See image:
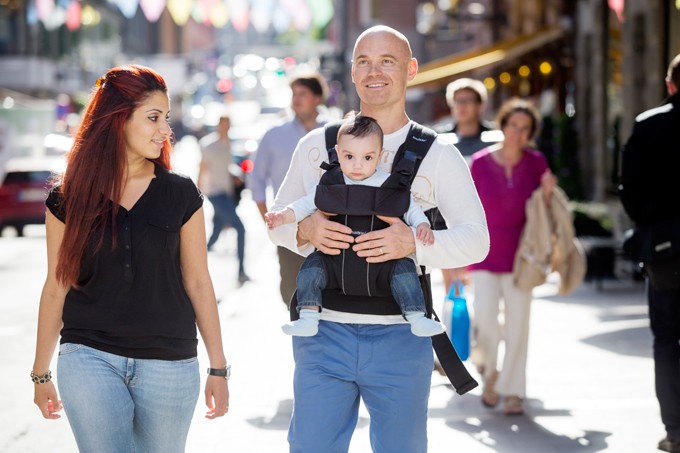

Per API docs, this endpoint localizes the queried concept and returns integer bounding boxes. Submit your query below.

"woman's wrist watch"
[207,365,231,380]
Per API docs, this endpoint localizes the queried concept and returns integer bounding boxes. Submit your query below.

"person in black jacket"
[619,53,680,453]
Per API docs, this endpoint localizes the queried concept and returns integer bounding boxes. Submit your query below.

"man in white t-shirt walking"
[269,26,489,452]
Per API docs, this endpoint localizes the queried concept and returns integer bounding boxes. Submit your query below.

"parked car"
[0,156,65,236]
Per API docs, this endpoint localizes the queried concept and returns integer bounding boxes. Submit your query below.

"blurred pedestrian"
[198,113,249,284]
[446,77,495,159]
[440,78,496,298]
[250,74,328,305]
[31,65,229,452]
[469,97,556,416]
[268,25,489,452]
[619,53,680,453]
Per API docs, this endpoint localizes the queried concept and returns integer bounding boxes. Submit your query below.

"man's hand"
[353,216,416,263]
[297,211,354,255]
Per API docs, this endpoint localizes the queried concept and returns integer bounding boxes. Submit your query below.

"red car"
[0,157,66,236]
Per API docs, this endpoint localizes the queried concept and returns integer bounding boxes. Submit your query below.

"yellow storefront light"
[483,77,496,91]
[539,61,553,75]
[499,72,512,84]
[518,65,530,77]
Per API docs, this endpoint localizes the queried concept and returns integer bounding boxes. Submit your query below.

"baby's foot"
[281,310,320,336]
[405,312,446,337]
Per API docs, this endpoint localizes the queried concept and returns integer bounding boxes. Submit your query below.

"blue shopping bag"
[446,280,470,360]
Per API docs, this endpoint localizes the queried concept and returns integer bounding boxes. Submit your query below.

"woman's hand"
[297,211,354,255]
[541,170,557,201]
[204,376,229,419]
[33,381,63,419]
[353,216,416,263]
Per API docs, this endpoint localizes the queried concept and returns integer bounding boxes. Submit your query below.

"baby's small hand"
[416,223,434,245]
[264,212,281,230]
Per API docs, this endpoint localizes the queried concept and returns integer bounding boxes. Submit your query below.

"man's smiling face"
[351,29,417,111]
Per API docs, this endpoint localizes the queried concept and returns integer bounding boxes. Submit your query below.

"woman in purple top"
[469,98,556,415]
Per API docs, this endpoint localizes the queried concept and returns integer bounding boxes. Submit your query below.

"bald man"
[269,26,489,452]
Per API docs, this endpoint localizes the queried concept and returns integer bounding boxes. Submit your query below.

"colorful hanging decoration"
[116,0,139,19]
[250,0,274,33]
[308,0,333,28]
[210,1,229,28]
[35,0,55,22]
[291,0,311,32]
[191,0,206,23]
[42,0,336,35]
[43,3,66,30]
[27,0,39,25]
[227,0,249,33]
[271,3,290,34]
[65,0,81,30]
[140,0,166,22]
[167,0,192,25]
[194,0,219,24]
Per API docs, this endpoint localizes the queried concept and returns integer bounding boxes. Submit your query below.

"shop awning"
[408,25,566,88]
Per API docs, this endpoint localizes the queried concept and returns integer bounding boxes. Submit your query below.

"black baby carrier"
[289,121,478,395]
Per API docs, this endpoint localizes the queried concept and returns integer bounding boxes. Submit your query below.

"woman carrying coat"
[469,97,556,416]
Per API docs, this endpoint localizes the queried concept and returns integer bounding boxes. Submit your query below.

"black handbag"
[623,218,680,290]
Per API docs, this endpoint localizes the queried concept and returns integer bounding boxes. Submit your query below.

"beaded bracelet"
[30,370,52,384]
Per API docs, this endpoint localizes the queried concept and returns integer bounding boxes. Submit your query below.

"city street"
[0,139,664,452]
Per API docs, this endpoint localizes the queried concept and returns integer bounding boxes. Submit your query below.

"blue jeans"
[57,344,200,453]
[207,192,246,274]
[296,251,427,314]
[289,322,432,452]
[648,282,680,439]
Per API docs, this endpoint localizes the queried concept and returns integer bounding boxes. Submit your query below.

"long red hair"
[55,64,173,286]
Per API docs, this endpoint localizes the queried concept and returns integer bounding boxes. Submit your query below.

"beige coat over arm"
[513,186,586,295]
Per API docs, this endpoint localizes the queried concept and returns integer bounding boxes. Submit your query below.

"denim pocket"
[58,343,85,355]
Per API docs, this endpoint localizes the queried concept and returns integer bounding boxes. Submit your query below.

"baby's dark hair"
[337,113,383,149]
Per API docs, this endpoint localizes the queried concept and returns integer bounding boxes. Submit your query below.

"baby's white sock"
[404,311,446,337]
[281,309,321,336]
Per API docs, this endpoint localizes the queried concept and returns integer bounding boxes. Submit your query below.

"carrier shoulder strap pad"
[391,122,437,184]
[324,120,344,155]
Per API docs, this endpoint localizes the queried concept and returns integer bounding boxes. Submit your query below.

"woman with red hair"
[31,65,229,452]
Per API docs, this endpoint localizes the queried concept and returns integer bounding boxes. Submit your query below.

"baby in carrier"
[265,114,446,337]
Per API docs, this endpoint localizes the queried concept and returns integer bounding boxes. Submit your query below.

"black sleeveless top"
[46,164,203,360]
